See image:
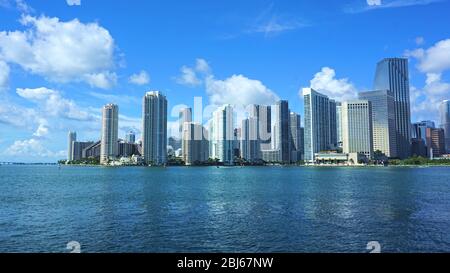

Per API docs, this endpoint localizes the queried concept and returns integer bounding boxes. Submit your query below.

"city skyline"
[1,0,450,162]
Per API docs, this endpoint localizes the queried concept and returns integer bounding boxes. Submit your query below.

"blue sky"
[0,0,449,162]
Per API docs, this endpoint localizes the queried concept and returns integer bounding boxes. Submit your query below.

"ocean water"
[0,165,450,253]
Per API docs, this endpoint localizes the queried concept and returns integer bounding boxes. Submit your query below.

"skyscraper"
[240,117,261,163]
[270,100,290,163]
[248,104,271,150]
[209,105,235,165]
[336,102,343,148]
[426,128,446,158]
[182,122,209,165]
[359,90,397,158]
[374,58,412,159]
[179,107,192,137]
[142,91,168,165]
[73,141,94,161]
[67,131,76,161]
[329,100,338,149]
[125,131,136,144]
[342,100,374,159]
[303,88,330,162]
[289,112,302,162]
[440,100,450,153]
[100,104,119,164]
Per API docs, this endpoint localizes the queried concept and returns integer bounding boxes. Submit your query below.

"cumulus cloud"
[308,67,357,101]
[4,138,65,158]
[405,38,450,121]
[205,74,279,108]
[66,0,81,6]
[0,60,9,90]
[0,15,116,89]
[16,87,94,121]
[129,70,150,85]
[176,66,202,86]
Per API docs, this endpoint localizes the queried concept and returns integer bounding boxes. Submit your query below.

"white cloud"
[0,15,116,89]
[405,38,450,121]
[0,60,9,90]
[176,66,202,87]
[250,18,308,37]
[33,118,49,137]
[4,138,65,158]
[129,70,150,85]
[205,74,279,108]
[308,67,357,101]
[66,0,81,6]
[347,0,443,13]
[407,39,450,74]
[16,87,94,121]
[195,58,211,74]
[367,0,382,6]
[415,36,425,45]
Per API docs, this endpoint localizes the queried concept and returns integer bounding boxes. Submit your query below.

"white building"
[209,105,235,165]
[100,104,119,164]
[342,100,374,159]
[142,91,168,165]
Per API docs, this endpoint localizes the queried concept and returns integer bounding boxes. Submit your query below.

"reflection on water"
[0,165,450,252]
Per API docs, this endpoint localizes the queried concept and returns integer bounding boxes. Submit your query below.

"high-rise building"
[359,90,397,158]
[373,58,412,159]
[247,104,271,150]
[182,122,209,165]
[82,141,101,159]
[169,137,182,151]
[100,104,119,164]
[270,100,290,163]
[118,141,140,157]
[142,91,168,165]
[72,141,94,161]
[179,107,192,136]
[303,88,330,162]
[289,112,302,162]
[125,131,136,144]
[240,117,261,163]
[329,100,338,149]
[411,121,435,143]
[336,102,343,148]
[426,128,446,158]
[440,100,450,153]
[209,105,235,165]
[342,100,374,159]
[67,131,77,161]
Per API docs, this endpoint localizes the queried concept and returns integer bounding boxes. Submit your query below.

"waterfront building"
[359,90,397,158]
[100,104,119,164]
[303,88,330,162]
[72,141,94,161]
[182,122,209,165]
[248,105,272,151]
[342,100,374,159]
[440,100,450,153]
[373,58,412,159]
[125,131,136,144]
[289,112,303,162]
[209,105,235,165]
[329,100,338,149]
[336,102,343,148]
[67,131,76,161]
[240,117,261,163]
[118,141,141,157]
[270,100,290,163]
[179,107,192,137]
[82,141,101,159]
[426,128,446,158]
[411,138,427,157]
[142,91,168,165]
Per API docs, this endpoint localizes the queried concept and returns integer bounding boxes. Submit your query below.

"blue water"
[1,165,450,253]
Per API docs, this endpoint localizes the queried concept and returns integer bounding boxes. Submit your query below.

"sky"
[0,0,449,162]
